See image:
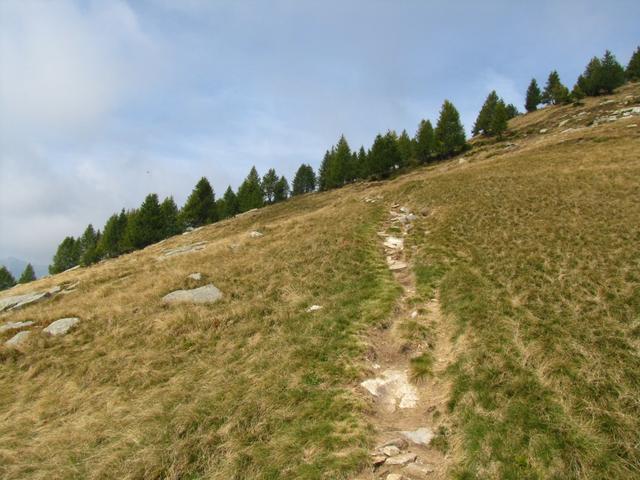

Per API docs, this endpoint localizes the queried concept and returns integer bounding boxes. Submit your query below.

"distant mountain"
[0,257,48,279]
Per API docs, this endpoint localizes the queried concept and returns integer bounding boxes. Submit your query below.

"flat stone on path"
[384,236,404,250]
[388,260,408,271]
[162,284,223,305]
[360,369,419,411]
[402,462,435,478]
[0,321,34,333]
[5,331,31,347]
[401,427,434,446]
[384,452,417,465]
[43,317,80,336]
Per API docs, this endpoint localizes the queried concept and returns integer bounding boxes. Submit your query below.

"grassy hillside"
[1,83,639,479]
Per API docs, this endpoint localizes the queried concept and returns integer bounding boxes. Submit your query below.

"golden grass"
[1,82,639,479]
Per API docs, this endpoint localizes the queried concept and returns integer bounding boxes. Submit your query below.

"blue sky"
[1,0,639,265]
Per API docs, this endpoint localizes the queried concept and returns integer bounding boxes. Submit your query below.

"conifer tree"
[274,176,290,202]
[262,168,279,204]
[237,166,264,211]
[99,210,128,258]
[18,263,36,284]
[525,78,542,112]
[598,50,626,94]
[219,186,240,218]
[120,210,138,253]
[79,224,100,266]
[356,147,368,178]
[49,236,81,274]
[160,196,182,238]
[414,120,435,164]
[0,265,16,291]
[580,58,602,96]
[541,71,569,105]
[318,150,332,191]
[570,83,586,103]
[397,129,414,168]
[128,194,165,249]
[434,100,467,157]
[292,164,317,195]
[626,46,640,81]
[367,131,401,178]
[473,91,499,136]
[505,104,519,119]
[181,177,217,227]
[491,100,508,139]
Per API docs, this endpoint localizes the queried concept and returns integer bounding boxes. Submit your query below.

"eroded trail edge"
[356,203,456,480]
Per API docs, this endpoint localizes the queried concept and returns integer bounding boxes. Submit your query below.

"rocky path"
[355,204,455,480]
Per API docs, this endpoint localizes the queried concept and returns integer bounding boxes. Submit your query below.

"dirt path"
[355,204,456,480]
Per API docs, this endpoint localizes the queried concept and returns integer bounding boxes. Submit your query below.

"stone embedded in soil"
[248,230,264,238]
[160,241,207,259]
[381,445,401,457]
[162,284,223,305]
[385,452,417,465]
[0,285,61,312]
[401,427,434,446]
[43,317,80,336]
[187,272,202,281]
[386,474,403,480]
[383,438,409,450]
[306,305,323,312]
[360,369,419,411]
[371,454,387,466]
[384,236,404,250]
[5,330,31,347]
[388,260,408,271]
[0,321,34,333]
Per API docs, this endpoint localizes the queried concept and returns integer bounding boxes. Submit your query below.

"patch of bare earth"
[354,204,458,480]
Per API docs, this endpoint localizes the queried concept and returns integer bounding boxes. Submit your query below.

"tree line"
[47,45,640,275]
[0,264,36,291]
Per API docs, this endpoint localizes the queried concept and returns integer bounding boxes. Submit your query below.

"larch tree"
[414,119,435,164]
[79,224,100,266]
[626,46,640,81]
[473,90,499,136]
[274,176,290,202]
[18,263,36,284]
[525,78,542,112]
[181,177,217,227]
[262,168,279,204]
[128,194,165,249]
[49,236,81,274]
[434,100,467,157]
[237,167,264,211]
[541,70,569,105]
[0,265,16,291]
[219,186,240,218]
[292,164,316,195]
[160,196,182,238]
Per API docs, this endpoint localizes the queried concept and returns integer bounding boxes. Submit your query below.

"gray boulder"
[162,284,223,304]
[0,321,35,333]
[43,317,80,336]
[5,331,30,347]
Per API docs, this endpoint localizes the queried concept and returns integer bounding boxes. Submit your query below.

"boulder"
[249,230,264,238]
[0,321,34,333]
[5,331,30,347]
[0,285,61,312]
[384,452,417,466]
[43,317,80,336]
[162,284,223,305]
[160,242,207,259]
[361,369,419,411]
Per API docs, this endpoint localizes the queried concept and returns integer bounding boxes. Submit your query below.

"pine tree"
[79,224,99,266]
[160,196,182,238]
[0,265,16,291]
[505,104,519,119]
[598,50,625,94]
[473,91,499,136]
[120,209,138,253]
[99,210,128,258]
[181,177,217,227]
[262,168,279,204]
[237,166,264,211]
[570,83,586,103]
[491,100,508,139]
[292,164,317,195]
[274,176,290,202]
[397,129,413,168]
[542,70,569,105]
[219,186,240,218]
[18,263,36,284]
[414,120,435,164]
[580,58,602,96]
[128,194,165,249]
[367,131,401,178]
[627,46,640,81]
[356,147,368,178]
[318,150,332,191]
[434,100,467,157]
[525,78,542,112]
[49,237,81,274]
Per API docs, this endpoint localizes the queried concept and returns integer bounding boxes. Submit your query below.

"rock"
[162,284,223,305]
[43,317,80,336]
[402,463,435,478]
[385,452,417,465]
[62,265,81,273]
[160,241,207,259]
[382,438,409,450]
[361,370,419,411]
[384,237,404,250]
[306,305,323,313]
[458,157,467,165]
[0,288,58,312]
[0,321,34,333]
[187,272,202,281]
[539,128,548,134]
[558,119,569,127]
[249,230,263,238]
[411,311,418,318]
[628,124,638,128]
[5,331,30,347]
[401,427,434,446]
[387,474,404,480]
[371,454,387,466]
[381,445,401,457]
[388,260,408,271]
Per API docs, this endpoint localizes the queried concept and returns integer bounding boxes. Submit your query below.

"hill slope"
[1,83,639,479]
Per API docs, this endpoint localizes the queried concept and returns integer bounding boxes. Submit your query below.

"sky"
[1,0,639,266]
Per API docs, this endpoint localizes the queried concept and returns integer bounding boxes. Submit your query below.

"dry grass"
[1,83,640,479]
